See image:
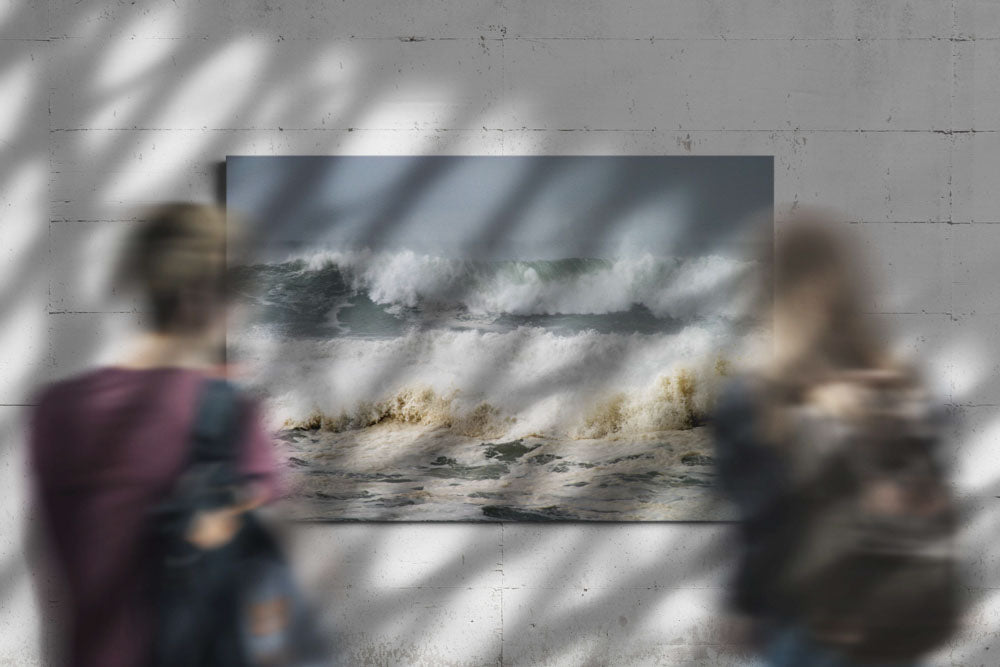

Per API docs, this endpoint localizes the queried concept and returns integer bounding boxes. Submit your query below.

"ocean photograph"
[226,156,773,521]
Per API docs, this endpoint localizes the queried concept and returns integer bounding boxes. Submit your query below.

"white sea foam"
[236,323,767,437]
[291,249,759,320]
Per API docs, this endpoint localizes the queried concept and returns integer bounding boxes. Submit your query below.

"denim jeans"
[764,625,919,667]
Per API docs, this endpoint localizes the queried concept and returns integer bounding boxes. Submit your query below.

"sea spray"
[283,385,512,439]
[237,323,754,434]
[278,356,732,441]
[576,358,729,438]
[249,249,760,322]
[235,249,767,440]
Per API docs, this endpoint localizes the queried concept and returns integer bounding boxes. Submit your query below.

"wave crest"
[277,359,731,440]
[285,249,758,320]
[283,385,512,439]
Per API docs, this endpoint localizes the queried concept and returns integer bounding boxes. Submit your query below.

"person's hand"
[186,507,241,550]
[808,380,872,418]
[185,483,267,550]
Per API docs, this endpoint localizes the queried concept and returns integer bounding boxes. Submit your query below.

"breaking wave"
[246,249,759,325]
[238,324,765,438]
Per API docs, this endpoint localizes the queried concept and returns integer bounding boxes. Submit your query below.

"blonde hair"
[769,213,894,397]
[119,203,229,334]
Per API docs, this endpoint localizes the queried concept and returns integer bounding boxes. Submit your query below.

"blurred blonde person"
[713,212,958,666]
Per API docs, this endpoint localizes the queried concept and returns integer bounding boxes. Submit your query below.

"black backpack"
[777,379,960,662]
[149,379,329,666]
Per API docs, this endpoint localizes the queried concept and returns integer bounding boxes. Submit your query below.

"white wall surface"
[2,1,999,664]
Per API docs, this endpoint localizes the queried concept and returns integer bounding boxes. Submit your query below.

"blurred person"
[29,204,284,666]
[713,212,960,666]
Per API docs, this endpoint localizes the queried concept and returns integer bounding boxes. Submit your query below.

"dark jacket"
[713,376,795,618]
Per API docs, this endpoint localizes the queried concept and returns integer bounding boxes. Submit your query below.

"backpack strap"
[189,378,241,466]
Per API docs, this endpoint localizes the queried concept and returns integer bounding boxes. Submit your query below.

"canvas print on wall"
[226,156,772,521]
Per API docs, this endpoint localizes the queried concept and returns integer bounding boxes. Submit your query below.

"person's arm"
[185,395,281,550]
[235,397,283,502]
[184,487,271,549]
[713,377,793,619]
[714,378,787,517]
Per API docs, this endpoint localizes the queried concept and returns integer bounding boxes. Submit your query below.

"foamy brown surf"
[238,325,761,439]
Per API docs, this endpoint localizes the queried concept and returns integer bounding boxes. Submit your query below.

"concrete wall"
[2,1,998,664]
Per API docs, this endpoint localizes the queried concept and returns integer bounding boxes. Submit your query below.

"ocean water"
[232,249,767,520]
[276,424,734,522]
[238,249,756,336]
[234,250,764,431]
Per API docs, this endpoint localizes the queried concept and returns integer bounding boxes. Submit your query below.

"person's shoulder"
[34,366,203,408]
[716,373,770,415]
[29,369,121,452]
[32,368,108,411]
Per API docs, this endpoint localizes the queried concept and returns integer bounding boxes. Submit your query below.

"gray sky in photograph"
[226,156,772,262]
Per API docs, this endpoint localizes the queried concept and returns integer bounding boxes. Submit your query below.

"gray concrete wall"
[1,1,998,664]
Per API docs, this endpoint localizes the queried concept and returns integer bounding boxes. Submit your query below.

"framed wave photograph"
[226,155,773,521]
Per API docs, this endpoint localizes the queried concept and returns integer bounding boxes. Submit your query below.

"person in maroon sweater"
[30,204,280,667]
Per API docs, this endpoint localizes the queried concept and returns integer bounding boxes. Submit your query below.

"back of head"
[119,203,229,335]
[770,210,892,395]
